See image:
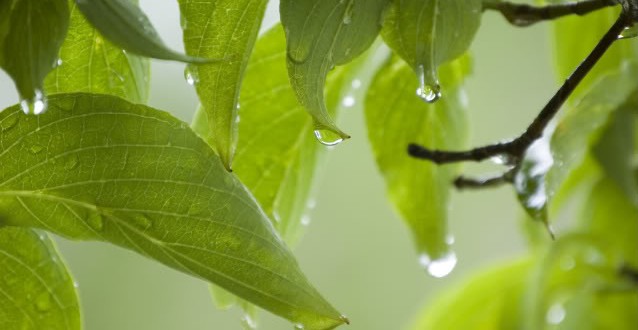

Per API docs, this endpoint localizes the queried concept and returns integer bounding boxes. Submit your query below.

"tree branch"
[483,0,618,27]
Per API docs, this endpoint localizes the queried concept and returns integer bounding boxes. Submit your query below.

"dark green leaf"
[178,0,268,170]
[0,0,69,113]
[45,1,149,103]
[381,0,481,102]
[365,55,469,276]
[75,0,209,64]
[412,258,532,329]
[280,0,390,142]
[0,227,80,330]
[0,93,345,330]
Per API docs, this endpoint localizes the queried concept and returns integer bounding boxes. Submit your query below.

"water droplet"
[35,292,52,312]
[53,58,63,68]
[1,115,18,132]
[419,251,457,278]
[490,154,515,166]
[64,154,79,170]
[351,79,361,89]
[20,90,48,115]
[132,214,152,230]
[618,24,638,39]
[545,303,566,325]
[301,215,311,226]
[29,145,43,154]
[416,65,441,103]
[87,212,104,231]
[341,95,356,108]
[184,66,199,86]
[294,324,305,330]
[313,129,343,146]
[240,313,258,330]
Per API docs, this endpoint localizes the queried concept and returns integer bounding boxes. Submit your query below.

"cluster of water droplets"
[20,89,48,115]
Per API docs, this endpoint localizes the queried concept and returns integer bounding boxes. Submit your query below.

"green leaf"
[412,258,533,330]
[0,227,80,330]
[0,0,69,112]
[0,93,345,330]
[365,55,469,276]
[380,0,481,102]
[547,63,638,212]
[178,0,268,170]
[75,0,209,64]
[280,0,390,141]
[45,1,150,103]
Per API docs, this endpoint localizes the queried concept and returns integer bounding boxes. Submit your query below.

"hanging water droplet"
[35,292,52,312]
[341,95,356,108]
[618,24,638,39]
[20,90,48,115]
[87,212,104,231]
[545,303,566,325]
[1,115,18,132]
[241,312,258,330]
[416,65,441,103]
[293,324,305,330]
[314,129,343,146]
[64,154,80,170]
[29,145,44,154]
[419,251,457,278]
[184,66,199,86]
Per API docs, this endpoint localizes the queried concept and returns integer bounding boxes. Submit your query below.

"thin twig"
[409,13,632,166]
[453,170,515,190]
[484,0,618,27]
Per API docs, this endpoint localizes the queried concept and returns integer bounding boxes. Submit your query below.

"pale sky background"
[0,1,559,329]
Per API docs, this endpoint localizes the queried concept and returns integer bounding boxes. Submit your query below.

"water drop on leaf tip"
[313,129,345,146]
[416,84,441,103]
[419,252,457,278]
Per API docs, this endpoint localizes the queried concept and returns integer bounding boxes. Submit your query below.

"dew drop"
[313,129,343,146]
[29,145,44,154]
[87,212,104,231]
[184,66,199,86]
[545,303,566,325]
[618,24,638,39]
[341,95,356,108]
[64,154,80,170]
[35,292,52,312]
[53,58,63,68]
[20,90,48,115]
[1,115,18,132]
[416,65,441,103]
[419,251,457,278]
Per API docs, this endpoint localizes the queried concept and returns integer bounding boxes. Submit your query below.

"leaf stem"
[483,0,618,27]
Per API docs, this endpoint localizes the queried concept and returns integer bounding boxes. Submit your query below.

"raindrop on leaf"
[313,129,343,146]
[419,251,457,278]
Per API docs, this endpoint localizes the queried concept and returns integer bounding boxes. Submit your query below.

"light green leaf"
[0,93,345,330]
[45,1,149,103]
[0,0,69,112]
[280,0,390,141]
[381,0,481,102]
[0,227,80,330]
[365,55,469,276]
[75,0,209,64]
[547,63,638,211]
[412,258,532,330]
[178,0,268,170]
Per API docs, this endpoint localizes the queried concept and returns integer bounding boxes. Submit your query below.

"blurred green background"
[0,1,560,329]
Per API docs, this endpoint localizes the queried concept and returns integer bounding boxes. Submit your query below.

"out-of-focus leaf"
[0,0,69,113]
[547,63,638,212]
[0,93,345,330]
[514,139,553,227]
[178,0,268,170]
[75,0,209,64]
[45,1,149,103]
[0,227,80,330]
[412,258,533,330]
[381,0,481,102]
[365,55,469,276]
[280,0,390,142]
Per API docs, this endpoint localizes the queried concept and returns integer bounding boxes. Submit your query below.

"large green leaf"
[0,93,345,330]
[178,0,268,170]
[381,0,481,102]
[280,0,390,143]
[45,1,149,103]
[75,0,209,64]
[412,258,532,330]
[0,0,69,113]
[365,55,469,277]
[0,227,80,330]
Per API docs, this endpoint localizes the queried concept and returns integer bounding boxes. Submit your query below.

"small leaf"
[0,227,80,329]
[45,0,150,103]
[0,0,69,113]
[0,93,345,330]
[513,139,553,232]
[365,55,469,277]
[178,0,268,170]
[280,0,390,141]
[412,258,533,330]
[380,0,481,102]
[75,0,209,64]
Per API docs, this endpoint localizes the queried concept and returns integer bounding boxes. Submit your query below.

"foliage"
[0,0,637,329]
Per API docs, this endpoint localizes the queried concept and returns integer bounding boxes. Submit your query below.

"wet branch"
[483,0,618,27]
[409,12,633,188]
